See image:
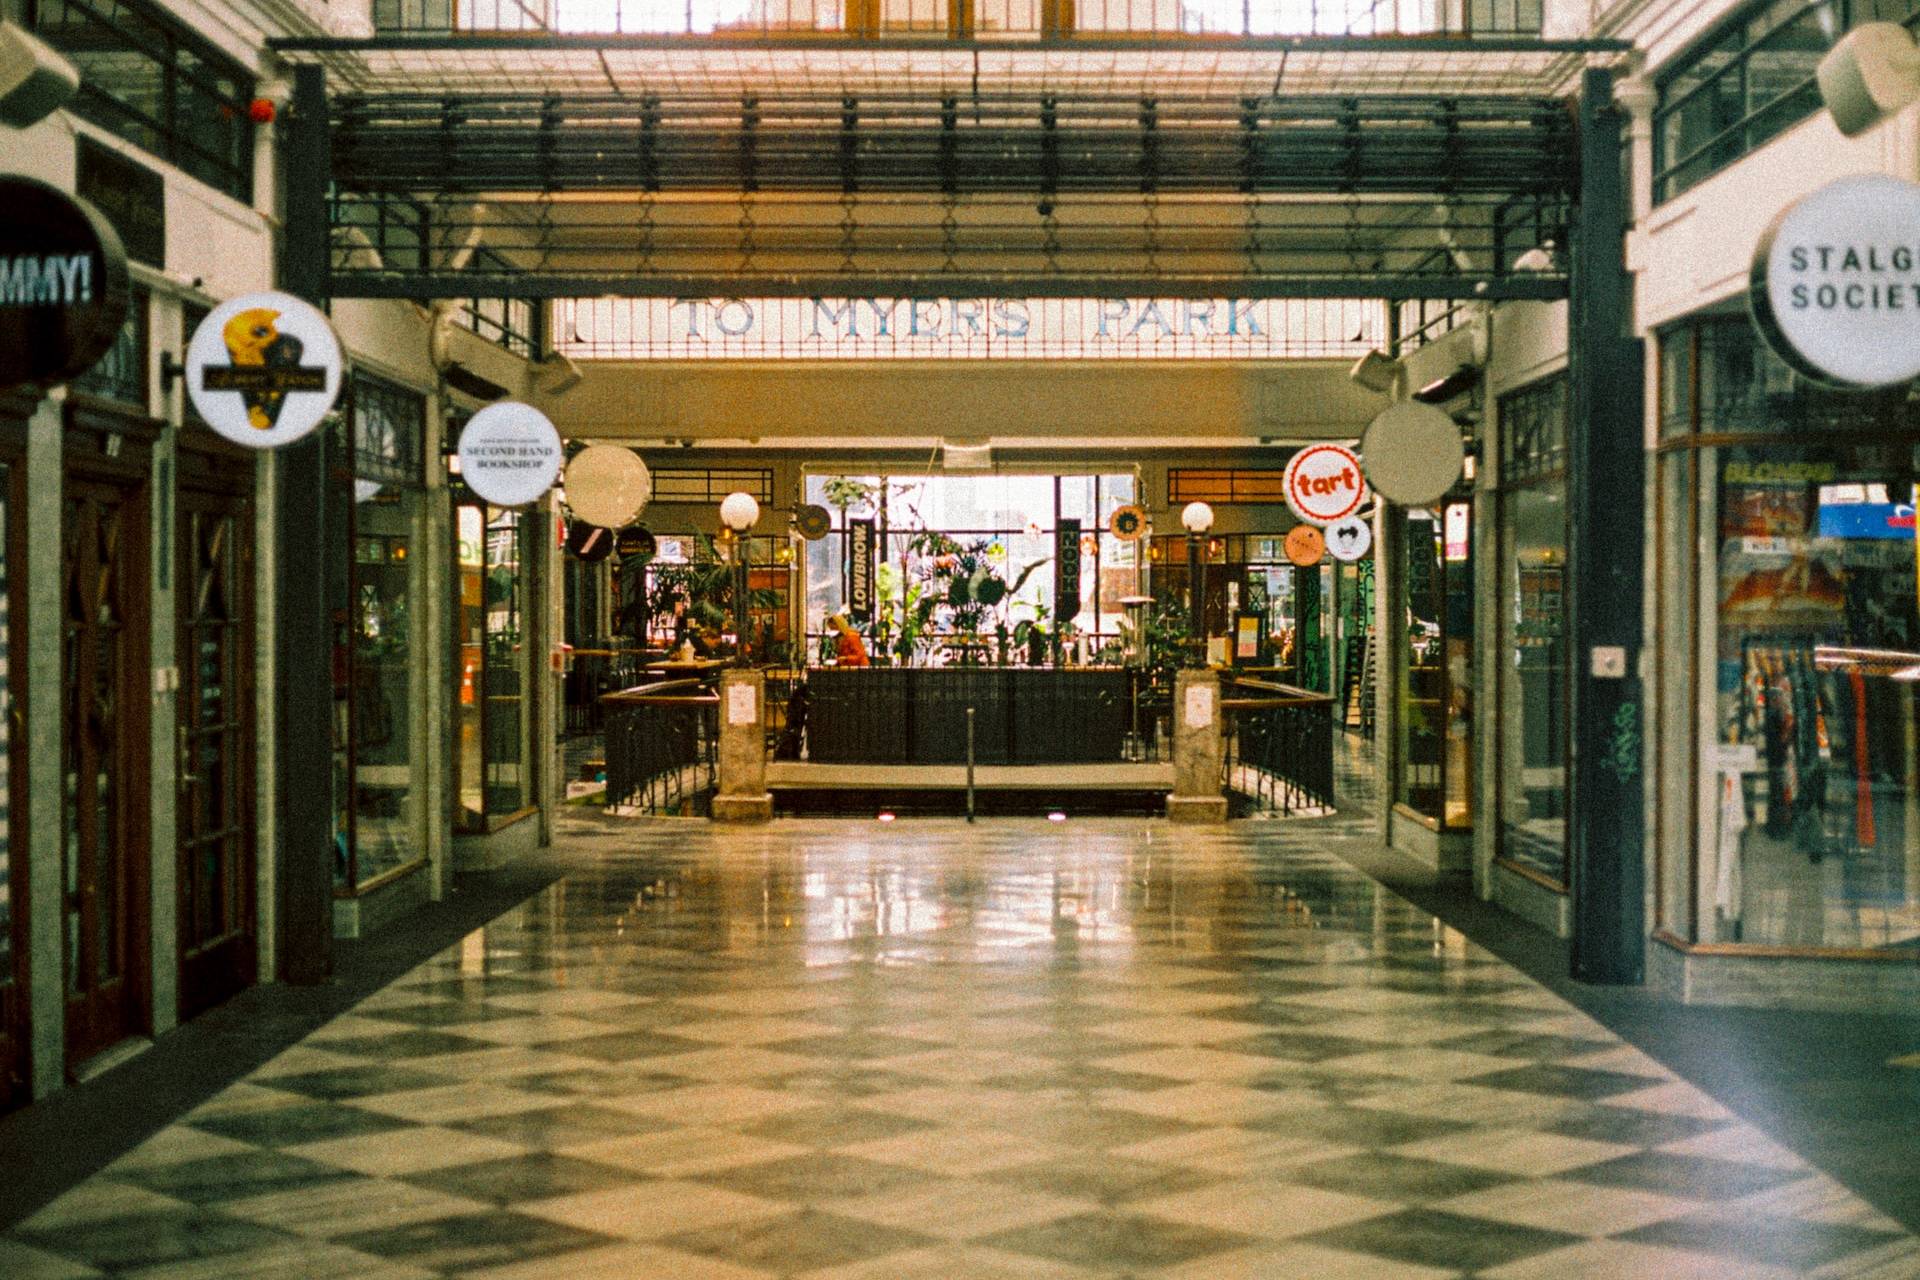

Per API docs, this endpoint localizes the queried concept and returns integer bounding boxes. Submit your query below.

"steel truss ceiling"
[284,37,1618,300]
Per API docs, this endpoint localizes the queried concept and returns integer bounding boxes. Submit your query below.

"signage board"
[76,136,165,267]
[457,402,562,507]
[1283,524,1326,567]
[566,521,613,562]
[848,518,876,618]
[1282,443,1367,527]
[563,445,652,528]
[1359,401,1463,507]
[0,177,130,392]
[1751,174,1920,388]
[1325,515,1373,562]
[1056,517,1083,619]
[185,291,344,448]
[615,526,657,560]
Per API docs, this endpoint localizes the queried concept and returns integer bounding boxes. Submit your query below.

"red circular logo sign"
[1283,444,1367,526]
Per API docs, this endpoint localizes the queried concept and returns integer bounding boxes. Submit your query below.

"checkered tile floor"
[6,810,1917,1278]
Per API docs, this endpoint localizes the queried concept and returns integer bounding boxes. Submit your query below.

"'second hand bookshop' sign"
[186,291,344,448]
[0,178,130,392]
[1751,174,1920,388]
[457,402,562,507]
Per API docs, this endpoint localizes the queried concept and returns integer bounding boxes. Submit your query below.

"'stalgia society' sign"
[457,402,562,507]
[1751,174,1920,388]
[0,177,130,391]
[186,291,344,448]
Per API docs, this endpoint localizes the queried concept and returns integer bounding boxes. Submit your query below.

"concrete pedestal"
[1168,669,1228,824]
[714,669,773,824]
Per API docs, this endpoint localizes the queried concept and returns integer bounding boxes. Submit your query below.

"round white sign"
[1283,443,1368,526]
[563,445,652,528]
[185,291,344,448]
[457,402,562,508]
[1325,515,1373,562]
[1752,174,1920,388]
[1359,401,1464,507]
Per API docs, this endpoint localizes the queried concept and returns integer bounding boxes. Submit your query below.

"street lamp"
[1181,501,1214,664]
[719,492,760,665]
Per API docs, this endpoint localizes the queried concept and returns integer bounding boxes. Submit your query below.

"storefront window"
[1660,314,1920,952]
[332,376,428,893]
[457,501,531,826]
[1497,377,1570,885]
[1397,506,1473,828]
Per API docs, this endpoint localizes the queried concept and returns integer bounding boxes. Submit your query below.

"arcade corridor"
[3,797,1917,1279]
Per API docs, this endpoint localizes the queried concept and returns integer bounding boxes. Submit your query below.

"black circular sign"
[616,526,658,560]
[795,504,832,541]
[0,179,131,392]
[566,521,614,562]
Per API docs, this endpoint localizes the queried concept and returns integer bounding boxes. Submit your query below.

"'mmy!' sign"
[0,178,131,391]
[1751,174,1920,388]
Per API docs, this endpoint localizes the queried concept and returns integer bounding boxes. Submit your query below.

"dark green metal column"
[1566,68,1646,985]
[278,63,334,984]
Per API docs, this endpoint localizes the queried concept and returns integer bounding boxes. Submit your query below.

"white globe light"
[720,491,761,532]
[1181,501,1214,534]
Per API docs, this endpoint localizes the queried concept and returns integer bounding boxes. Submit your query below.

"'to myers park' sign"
[1752,174,1920,388]
[0,177,131,391]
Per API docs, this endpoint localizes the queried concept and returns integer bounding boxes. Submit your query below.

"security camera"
[0,21,78,129]
[1818,22,1920,137]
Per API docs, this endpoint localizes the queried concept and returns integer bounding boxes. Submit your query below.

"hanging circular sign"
[563,445,652,528]
[1283,443,1368,526]
[566,521,614,562]
[1751,174,1920,388]
[794,503,832,541]
[0,177,131,392]
[1325,515,1373,562]
[1359,401,1464,507]
[1283,524,1326,567]
[1109,504,1148,541]
[456,401,563,507]
[185,290,344,448]
[615,526,657,560]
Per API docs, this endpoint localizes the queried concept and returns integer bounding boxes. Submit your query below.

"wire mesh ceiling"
[323,83,1577,299]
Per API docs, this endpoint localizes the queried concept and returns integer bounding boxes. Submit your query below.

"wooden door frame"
[174,424,258,1019]
[61,396,156,1071]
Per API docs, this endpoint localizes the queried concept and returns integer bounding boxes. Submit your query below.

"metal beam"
[277,63,335,986]
[321,272,1569,301]
[1566,66,1646,987]
[269,33,1633,54]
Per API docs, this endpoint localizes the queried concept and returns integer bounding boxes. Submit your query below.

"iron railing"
[805,666,1132,764]
[1223,677,1336,815]
[601,679,719,812]
[565,647,652,735]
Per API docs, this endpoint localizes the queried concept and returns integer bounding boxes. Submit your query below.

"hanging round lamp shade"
[564,445,652,528]
[719,491,761,532]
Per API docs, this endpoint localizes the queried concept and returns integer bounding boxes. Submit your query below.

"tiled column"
[1166,669,1227,823]
[712,669,773,823]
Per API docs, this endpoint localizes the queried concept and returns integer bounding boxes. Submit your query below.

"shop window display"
[1397,505,1473,829]
[456,502,531,827]
[1497,376,1570,885]
[330,375,428,893]
[1659,315,1920,951]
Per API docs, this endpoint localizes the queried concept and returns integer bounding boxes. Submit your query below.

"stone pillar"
[711,669,773,823]
[1166,669,1228,823]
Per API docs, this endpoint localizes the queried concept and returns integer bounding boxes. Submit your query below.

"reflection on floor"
[5,807,1917,1279]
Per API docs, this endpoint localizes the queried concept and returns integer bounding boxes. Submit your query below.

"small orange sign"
[1284,524,1326,567]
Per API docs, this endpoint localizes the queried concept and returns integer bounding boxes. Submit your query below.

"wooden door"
[63,475,150,1068]
[176,486,255,1019]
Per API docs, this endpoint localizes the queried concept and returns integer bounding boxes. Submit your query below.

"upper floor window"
[1653,0,1920,205]
[9,0,254,203]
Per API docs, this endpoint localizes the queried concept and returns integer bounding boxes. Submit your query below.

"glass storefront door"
[1396,504,1473,829]
[456,500,532,828]
[175,481,256,1018]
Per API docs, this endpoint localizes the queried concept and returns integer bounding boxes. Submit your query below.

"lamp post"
[1181,501,1213,665]
[719,492,760,666]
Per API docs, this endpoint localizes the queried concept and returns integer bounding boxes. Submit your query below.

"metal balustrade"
[600,679,719,813]
[1222,677,1337,815]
